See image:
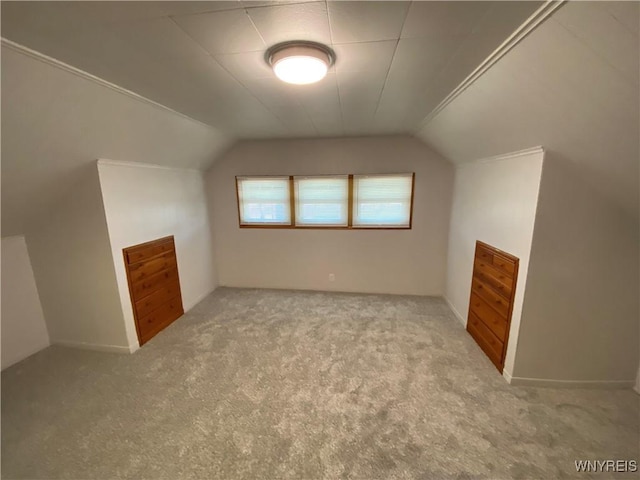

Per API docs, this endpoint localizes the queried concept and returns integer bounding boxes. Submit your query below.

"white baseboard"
[443,295,466,327]
[53,340,131,354]
[507,375,635,390]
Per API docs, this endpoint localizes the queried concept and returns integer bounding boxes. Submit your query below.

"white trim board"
[444,295,466,328]
[506,375,635,390]
[97,158,201,174]
[53,340,134,354]
[457,146,545,167]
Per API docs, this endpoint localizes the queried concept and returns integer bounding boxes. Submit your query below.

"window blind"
[294,176,348,226]
[352,173,413,227]
[236,176,291,225]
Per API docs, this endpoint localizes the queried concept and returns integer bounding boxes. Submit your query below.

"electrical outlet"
[329,273,335,282]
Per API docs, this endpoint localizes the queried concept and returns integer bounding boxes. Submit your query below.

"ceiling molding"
[415,0,567,133]
[0,37,218,132]
[456,146,545,168]
[96,159,202,173]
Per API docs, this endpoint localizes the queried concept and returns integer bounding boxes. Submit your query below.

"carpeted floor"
[2,287,638,479]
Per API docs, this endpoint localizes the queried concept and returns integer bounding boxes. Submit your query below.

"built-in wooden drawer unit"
[467,241,519,372]
[468,312,503,368]
[123,236,184,346]
[469,292,508,339]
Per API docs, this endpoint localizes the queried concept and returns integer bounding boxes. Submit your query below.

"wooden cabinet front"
[123,236,184,346]
[467,241,519,372]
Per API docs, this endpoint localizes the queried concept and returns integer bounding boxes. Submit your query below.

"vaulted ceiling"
[1,0,542,138]
[1,1,639,236]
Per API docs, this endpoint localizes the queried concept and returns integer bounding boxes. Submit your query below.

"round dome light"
[266,42,335,85]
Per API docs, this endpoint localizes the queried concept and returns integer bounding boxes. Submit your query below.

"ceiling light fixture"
[266,41,335,85]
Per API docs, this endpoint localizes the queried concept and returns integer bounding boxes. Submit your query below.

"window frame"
[294,174,350,228]
[235,175,294,228]
[235,173,415,230]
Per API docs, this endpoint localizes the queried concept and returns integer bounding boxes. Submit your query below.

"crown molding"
[457,146,545,167]
[415,0,567,133]
[1,37,215,130]
[96,159,201,173]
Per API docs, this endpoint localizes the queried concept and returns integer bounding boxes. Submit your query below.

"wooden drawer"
[492,253,515,276]
[135,282,182,319]
[126,239,174,265]
[475,244,494,263]
[469,292,508,341]
[130,267,179,302]
[471,277,509,317]
[473,259,513,298]
[128,251,176,284]
[468,312,504,370]
[138,295,184,344]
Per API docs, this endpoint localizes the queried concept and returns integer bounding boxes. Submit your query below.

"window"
[352,173,413,228]
[236,176,291,226]
[294,176,348,227]
[236,173,414,229]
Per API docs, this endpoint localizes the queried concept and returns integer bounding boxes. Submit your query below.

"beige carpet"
[2,287,638,479]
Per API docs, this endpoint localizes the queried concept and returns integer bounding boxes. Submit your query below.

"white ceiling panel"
[171,9,265,55]
[241,0,318,8]
[553,1,639,86]
[268,105,317,136]
[333,40,396,75]
[337,70,386,109]
[248,2,331,46]
[295,73,343,134]
[242,77,302,108]
[602,1,639,37]
[110,17,211,60]
[390,35,468,84]
[214,50,274,81]
[76,1,242,23]
[474,1,541,34]
[328,1,410,44]
[401,1,494,38]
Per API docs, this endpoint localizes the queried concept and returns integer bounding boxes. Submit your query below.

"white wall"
[1,235,50,369]
[25,164,129,352]
[98,160,217,349]
[444,147,544,378]
[207,136,454,296]
[514,152,639,386]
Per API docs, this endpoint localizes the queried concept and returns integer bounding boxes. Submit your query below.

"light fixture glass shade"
[268,43,333,85]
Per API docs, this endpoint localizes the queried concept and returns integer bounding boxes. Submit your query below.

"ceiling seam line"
[166,15,290,135]
[372,1,412,119]
[325,0,344,134]
[401,2,498,130]
[554,15,639,90]
[243,7,268,47]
